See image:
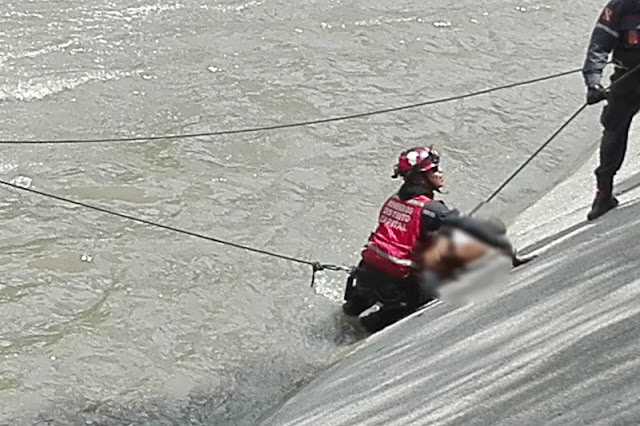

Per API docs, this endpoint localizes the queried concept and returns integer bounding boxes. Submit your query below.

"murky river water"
[0,0,607,424]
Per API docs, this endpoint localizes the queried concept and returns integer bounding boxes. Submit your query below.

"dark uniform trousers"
[597,70,640,192]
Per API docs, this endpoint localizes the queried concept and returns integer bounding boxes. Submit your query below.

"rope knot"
[309,262,354,287]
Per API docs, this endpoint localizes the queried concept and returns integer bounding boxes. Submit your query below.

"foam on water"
[0,70,135,102]
[199,1,264,13]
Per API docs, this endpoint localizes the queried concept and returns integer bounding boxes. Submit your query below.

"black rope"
[0,68,582,145]
[0,65,621,284]
[311,262,354,287]
[469,62,640,216]
[0,178,350,285]
[469,102,588,216]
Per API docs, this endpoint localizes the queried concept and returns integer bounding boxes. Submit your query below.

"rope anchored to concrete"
[470,62,640,216]
[469,102,588,216]
[0,178,350,286]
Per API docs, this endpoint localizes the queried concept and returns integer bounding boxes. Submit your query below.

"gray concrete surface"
[262,134,640,425]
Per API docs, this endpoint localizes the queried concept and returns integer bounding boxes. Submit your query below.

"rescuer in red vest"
[343,146,524,332]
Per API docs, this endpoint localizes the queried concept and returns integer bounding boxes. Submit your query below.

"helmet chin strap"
[430,184,447,195]
[413,176,438,195]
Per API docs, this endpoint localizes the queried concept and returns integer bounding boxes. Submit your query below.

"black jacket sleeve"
[583,0,624,86]
[420,201,457,233]
[440,215,512,252]
[420,201,511,251]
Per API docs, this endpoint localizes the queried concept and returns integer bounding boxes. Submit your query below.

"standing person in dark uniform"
[583,0,640,220]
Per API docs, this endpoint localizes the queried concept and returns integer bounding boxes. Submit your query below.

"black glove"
[586,84,607,105]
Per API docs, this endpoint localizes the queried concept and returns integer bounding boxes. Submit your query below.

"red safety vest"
[361,194,432,279]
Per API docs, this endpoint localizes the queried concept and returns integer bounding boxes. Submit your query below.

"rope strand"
[0,179,312,266]
[0,178,354,285]
[0,68,582,145]
[2,65,620,284]
[469,62,640,216]
[469,103,588,216]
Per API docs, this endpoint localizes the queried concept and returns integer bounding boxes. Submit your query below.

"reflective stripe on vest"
[365,242,417,268]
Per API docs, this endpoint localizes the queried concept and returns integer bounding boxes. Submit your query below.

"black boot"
[342,297,370,317]
[342,267,371,317]
[587,193,619,221]
[358,301,409,333]
[588,176,618,221]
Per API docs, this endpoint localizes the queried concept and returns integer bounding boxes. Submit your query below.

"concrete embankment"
[262,134,640,425]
